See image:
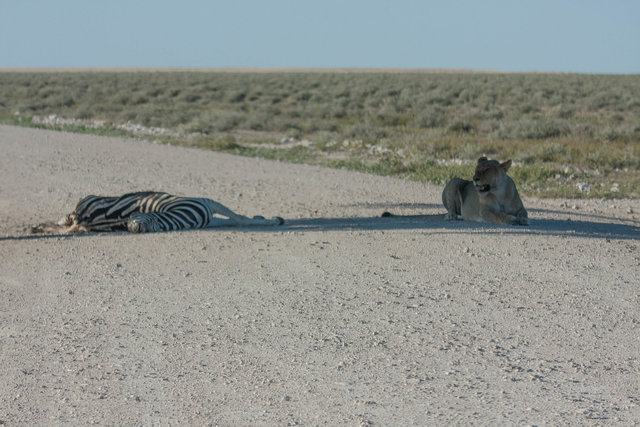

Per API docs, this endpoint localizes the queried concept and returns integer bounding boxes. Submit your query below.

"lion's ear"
[501,160,512,171]
[478,156,488,163]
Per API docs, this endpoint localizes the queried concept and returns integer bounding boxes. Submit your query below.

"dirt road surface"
[1,125,639,425]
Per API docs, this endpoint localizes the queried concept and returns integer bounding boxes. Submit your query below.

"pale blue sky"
[1,0,638,73]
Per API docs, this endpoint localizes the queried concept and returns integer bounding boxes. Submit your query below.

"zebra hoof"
[127,218,145,233]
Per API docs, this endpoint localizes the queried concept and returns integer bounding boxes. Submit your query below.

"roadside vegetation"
[1,70,638,198]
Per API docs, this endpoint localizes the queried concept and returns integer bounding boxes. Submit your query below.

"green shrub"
[491,118,571,139]
[413,107,446,128]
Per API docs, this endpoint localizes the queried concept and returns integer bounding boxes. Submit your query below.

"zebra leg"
[127,201,284,232]
[207,217,249,227]
[31,213,88,234]
[205,200,284,227]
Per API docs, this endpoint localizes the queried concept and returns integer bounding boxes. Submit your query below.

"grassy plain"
[1,70,638,198]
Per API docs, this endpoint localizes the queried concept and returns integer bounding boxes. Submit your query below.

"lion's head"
[472,157,512,196]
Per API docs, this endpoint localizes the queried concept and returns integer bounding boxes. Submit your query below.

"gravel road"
[1,125,639,425]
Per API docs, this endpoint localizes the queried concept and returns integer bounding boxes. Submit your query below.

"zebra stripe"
[71,192,216,233]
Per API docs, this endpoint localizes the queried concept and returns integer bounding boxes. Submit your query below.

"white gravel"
[1,125,639,425]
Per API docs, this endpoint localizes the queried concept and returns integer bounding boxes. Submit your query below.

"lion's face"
[472,157,512,196]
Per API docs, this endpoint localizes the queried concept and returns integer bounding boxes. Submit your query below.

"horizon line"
[0,67,626,75]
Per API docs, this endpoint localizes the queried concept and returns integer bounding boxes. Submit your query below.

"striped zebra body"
[37,191,284,234]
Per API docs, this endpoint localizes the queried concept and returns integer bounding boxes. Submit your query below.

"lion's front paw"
[512,216,529,226]
[444,212,460,221]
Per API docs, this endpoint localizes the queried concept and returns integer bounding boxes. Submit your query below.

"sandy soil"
[1,124,639,425]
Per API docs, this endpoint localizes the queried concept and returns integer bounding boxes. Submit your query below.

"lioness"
[442,157,528,226]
